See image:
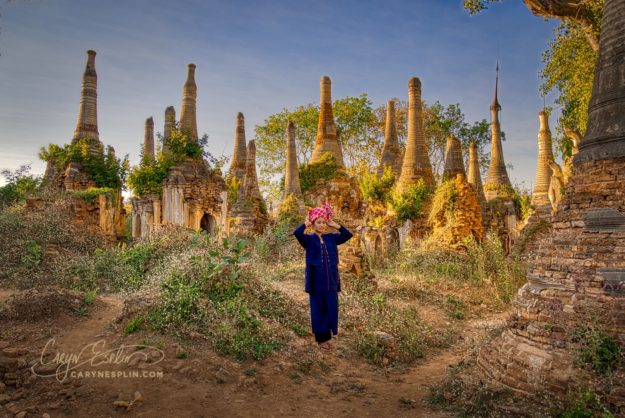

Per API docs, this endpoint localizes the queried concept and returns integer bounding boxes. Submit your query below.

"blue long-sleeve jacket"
[292,223,353,293]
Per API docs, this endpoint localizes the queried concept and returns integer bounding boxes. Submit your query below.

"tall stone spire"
[242,140,261,201]
[442,136,466,181]
[398,77,435,190]
[283,120,302,199]
[484,64,512,199]
[72,50,99,144]
[531,110,554,206]
[143,117,155,161]
[229,112,248,181]
[179,63,198,142]
[163,106,176,153]
[467,141,486,204]
[377,99,402,178]
[310,76,345,168]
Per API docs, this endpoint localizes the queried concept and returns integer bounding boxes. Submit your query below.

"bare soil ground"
[0,283,506,418]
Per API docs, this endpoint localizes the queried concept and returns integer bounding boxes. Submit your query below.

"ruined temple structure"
[483,64,513,200]
[42,50,125,241]
[397,77,435,190]
[309,76,345,169]
[479,0,625,402]
[283,120,302,200]
[131,64,226,239]
[230,140,268,234]
[530,110,555,213]
[377,100,402,178]
[467,141,487,205]
[143,117,155,161]
[228,112,248,182]
[442,136,466,181]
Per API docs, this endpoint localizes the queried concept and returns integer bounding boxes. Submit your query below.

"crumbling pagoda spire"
[398,77,435,190]
[310,76,345,168]
[143,117,155,162]
[242,140,261,201]
[377,99,402,178]
[531,110,555,206]
[283,120,302,199]
[179,63,198,142]
[162,106,176,153]
[229,112,248,182]
[484,64,512,199]
[442,136,466,181]
[467,141,486,204]
[72,50,100,145]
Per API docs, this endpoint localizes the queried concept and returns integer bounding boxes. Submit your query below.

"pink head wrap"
[308,201,334,224]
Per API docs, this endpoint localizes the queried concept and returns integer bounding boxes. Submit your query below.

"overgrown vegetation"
[0,164,43,209]
[126,128,210,197]
[39,138,128,189]
[390,180,431,222]
[359,165,396,203]
[298,152,339,193]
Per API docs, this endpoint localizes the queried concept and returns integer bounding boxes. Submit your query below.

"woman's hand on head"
[327,219,340,229]
[305,217,312,228]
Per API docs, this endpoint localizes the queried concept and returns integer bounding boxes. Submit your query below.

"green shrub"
[124,315,143,335]
[560,388,615,418]
[428,179,458,228]
[39,138,127,189]
[390,180,431,222]
[0,164,42,209]
[299,152,338,192]
[571,326,622,374]
[70,187,115,203]
[359,165,396,203]
[126,129,208,198]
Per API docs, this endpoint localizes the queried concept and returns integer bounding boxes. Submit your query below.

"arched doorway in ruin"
[200,213,216,233]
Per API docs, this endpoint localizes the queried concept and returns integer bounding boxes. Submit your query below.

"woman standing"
[292,202,353,351]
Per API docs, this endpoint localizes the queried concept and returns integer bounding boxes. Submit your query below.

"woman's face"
[313,217,327,233]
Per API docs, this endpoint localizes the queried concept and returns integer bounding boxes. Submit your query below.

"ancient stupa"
[377,100,402,178]
[397,77,435,190]
[231,140,268,234]
[467,141,486,204]
[530,110,555,208]
[162,106,176,154]
[283,120,302,199]
[228,112,248,182]
[478,0,625,398]
[179,64,198,142]
[143,117,155,161]
[309,76,345,168]
[442,136,466,181]
[484,65,512,200]
[40,50,125,241]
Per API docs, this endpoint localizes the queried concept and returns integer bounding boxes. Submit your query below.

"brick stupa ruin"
[468,141,487,205]
[377,100,402,178]
[310,76,345,169]
[478,0,625,399]
[131,64,226,238]
[228,112,248,182]
[42,50,125,241]
[230,139,268,234]
[484,65,512,200]
[397,77,435,190]
[283,121,302,199]
[442,136,466,181]
[530,110,555,210]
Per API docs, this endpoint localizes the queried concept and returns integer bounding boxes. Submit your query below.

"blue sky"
[0,0,559,191]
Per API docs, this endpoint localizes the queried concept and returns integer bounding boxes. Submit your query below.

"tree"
[0,164,42,209]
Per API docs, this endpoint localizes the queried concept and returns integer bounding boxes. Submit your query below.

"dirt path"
[0,287,507,418]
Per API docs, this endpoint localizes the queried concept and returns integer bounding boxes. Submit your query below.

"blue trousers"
[309,291,339,338]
